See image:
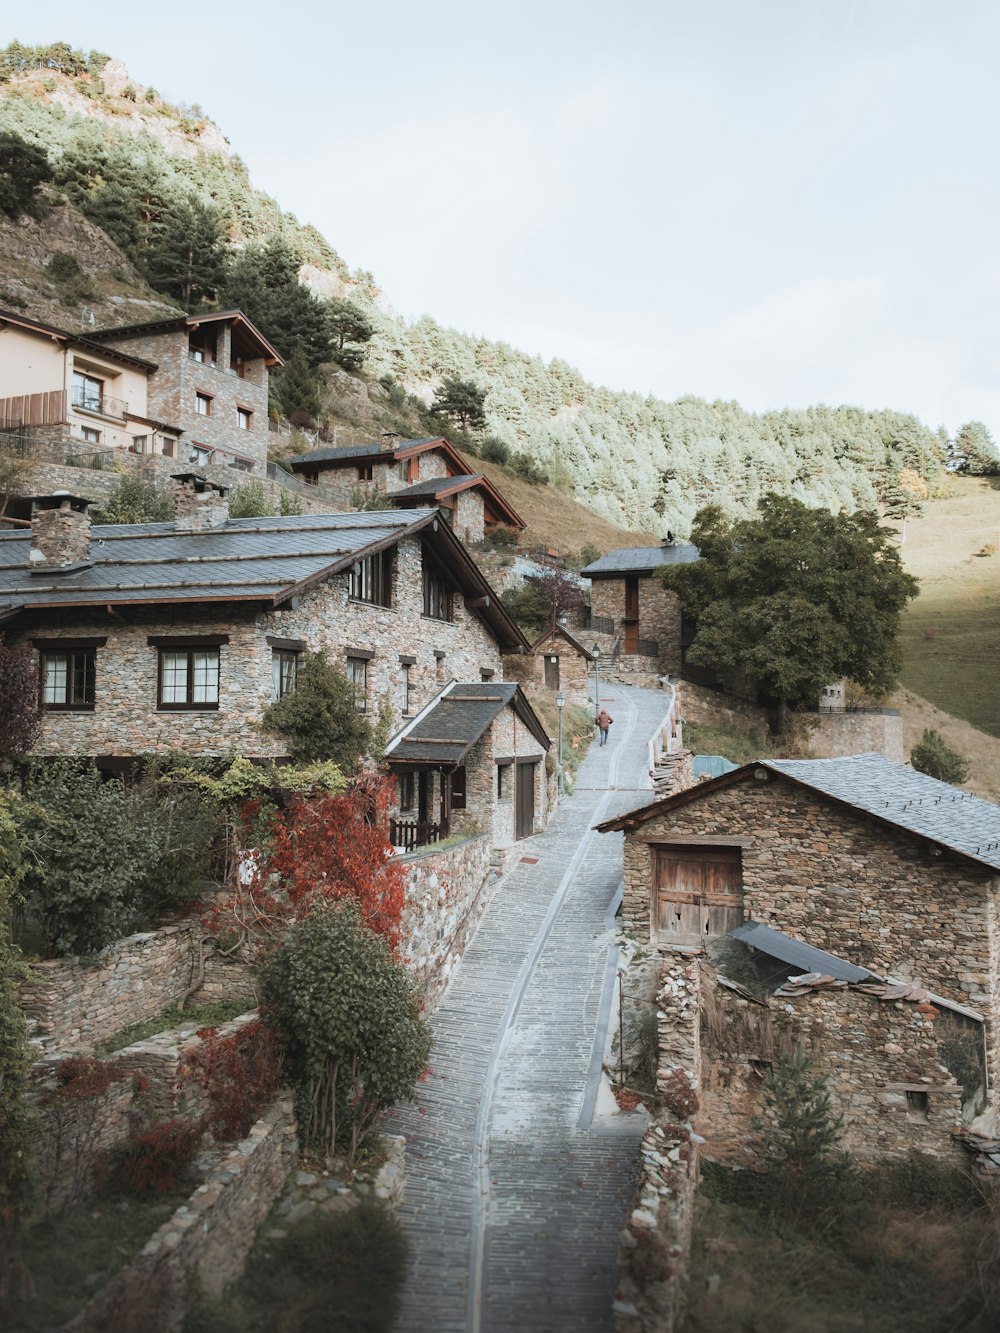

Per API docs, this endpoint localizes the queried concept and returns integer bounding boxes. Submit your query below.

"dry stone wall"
[400,833,497,1006]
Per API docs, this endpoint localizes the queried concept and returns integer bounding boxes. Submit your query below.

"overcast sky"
[12,1,1000,437]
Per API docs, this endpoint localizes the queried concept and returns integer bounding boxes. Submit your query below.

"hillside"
[897,475,1000,736]
[0,45,952,538]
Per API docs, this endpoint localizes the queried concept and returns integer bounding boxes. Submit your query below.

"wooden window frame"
[149,634,227,712]
[346,655,369,712]
[356,463,374,482]
[349,549,393,607]
[195,391,213,418]
[236,406,253,431]
[36,636,105,712]
[271,648,299,701]
[398,771,415,813]
[422,552,454,622]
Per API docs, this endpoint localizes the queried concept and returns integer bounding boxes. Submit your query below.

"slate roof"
[289,438,450,469]
[529,623,598,659]
[764,754,1000,873]
[596,752,1000,874]
[729,921,873,982]
[0,509,528,650]
[386,681,549,765]
[581,543,700,577]
[393,475,482,498]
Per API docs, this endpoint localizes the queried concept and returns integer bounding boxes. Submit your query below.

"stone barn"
[598,753,1000,1157]
[516,622,597,709]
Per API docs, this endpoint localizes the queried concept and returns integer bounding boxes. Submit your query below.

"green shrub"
[509,452,549,484]
[910,729,970,785]
[261,652,374,769]
[486,523,519,550]
[259,902,431,1161]
[479,435,510,465]
[227,479,273,519]
[92,476,173,525]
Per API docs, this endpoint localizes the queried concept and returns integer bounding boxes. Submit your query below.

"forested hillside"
[0,42,970,535]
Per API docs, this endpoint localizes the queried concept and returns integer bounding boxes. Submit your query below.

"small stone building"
[581,539,697,675]
[515,622,597,709]
[288,436,525,545]
[0,477,531,769]
[385,681,550,850]
[598,753,1000,1127]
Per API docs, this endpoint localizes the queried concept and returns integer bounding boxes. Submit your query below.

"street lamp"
[555,691,566,796]
[592,643,601,710]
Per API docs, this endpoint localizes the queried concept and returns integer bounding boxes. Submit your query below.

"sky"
[10,1,1000,437]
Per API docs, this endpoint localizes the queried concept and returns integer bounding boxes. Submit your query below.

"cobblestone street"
[390,683,666,1332]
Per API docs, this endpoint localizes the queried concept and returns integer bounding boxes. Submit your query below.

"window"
[398,772,414,812]
[346,656,368,711]
[422,554,453,621]
[232,356,246,379]
[152,639,223,710]
[40,650,96,710]
[131,434,148,453]
[399,456,418,483]
[195,392,213,417]
[237,407,252,430]
[357,463,373,481]
[161,437,176,459]
[190,444,214,466]
[906,1090,929,1121]
[231,456,253,472]
[497,762,512,801]
[271,649,298,701]
[72,371,102,413]
[189,332,215,365]
[80,426,101,444]
[401,662,411,713]
[349,550,392,606]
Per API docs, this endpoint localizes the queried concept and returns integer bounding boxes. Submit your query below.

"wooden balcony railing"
[390,817,450,852]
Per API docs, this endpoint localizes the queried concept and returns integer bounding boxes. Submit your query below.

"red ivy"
[108,1118,203,1197]
[206,775,406,952]
[183,1018,283,1141]
[40,1055,134,1105]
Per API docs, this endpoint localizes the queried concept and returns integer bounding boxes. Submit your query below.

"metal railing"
[390,817,450,852]
[0,430,118,470]
[266,459,348,504]
[71,388,129,420]
[585,612,615,636]
[637,638,660,658]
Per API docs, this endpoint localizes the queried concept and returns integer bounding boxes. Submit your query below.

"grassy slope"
[898,476,1000,737]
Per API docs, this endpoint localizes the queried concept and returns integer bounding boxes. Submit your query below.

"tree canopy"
[660,496,919,728]
[431,376,487,432]
[953,421,1000,476]
[0,131,51,218]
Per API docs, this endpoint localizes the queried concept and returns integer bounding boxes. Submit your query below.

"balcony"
[71,388,129,421]
[390,817,450,853]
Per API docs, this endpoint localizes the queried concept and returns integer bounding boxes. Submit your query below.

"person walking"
[596,708,613,745]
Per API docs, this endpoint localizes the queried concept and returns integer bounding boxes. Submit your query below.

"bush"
[509,452,549,485]
[486,523,519,550]
[261,651,374,768]
[259,902,431,1161]
[911,729,970,785]
[228,479,274,519]
[107,1118,203,1197]
[184,1019,283,1141]
[92,476,173,525]
[479,435,510,465]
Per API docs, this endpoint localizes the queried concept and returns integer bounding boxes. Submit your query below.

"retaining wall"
[64,1096,298,1333]
[400,833,496,1007]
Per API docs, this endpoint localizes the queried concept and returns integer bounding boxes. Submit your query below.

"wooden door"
[654,846,743,939]
[544,654,560,690]
[624,577,639,653]
[515,762,536,840]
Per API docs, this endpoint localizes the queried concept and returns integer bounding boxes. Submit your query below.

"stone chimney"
[28,493,94,572]
[172,473,230,531]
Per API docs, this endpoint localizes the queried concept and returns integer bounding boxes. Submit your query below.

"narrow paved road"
[390,683,666,1333]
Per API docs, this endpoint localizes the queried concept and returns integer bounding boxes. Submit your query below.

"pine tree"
[431,376,487,431]
[954,421,1000,476]
[753,1049,844,1180]
[143,195,227,310]
[0,131,51,219]
[327,297,373,371]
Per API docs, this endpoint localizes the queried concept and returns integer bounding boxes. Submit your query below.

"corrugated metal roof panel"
[729,920,873,982]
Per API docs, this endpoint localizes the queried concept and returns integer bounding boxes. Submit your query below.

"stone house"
[581,539,697,676]
[514,622,597,709]
[385,680,550,851]
[287,436,525,545]
[0,307,281,478]
[598,753,1000,1147]
[0,478,533,793]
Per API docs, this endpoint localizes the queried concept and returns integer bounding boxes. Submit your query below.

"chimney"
[28,493,94,572]
[172,473,230,531]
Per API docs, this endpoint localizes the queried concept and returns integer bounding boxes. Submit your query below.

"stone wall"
[64,1097,297,1333]
[20,923,200,1054]
[400,832,497,1006]
[805,709,905,763]
[697,976,967,1165]
[455,487,485,545]
[589,576,682,674]
[514,632,592,709]
[615,953,701,1333]
[9,533,506,760]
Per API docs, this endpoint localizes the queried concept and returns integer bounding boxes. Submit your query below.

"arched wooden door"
[654,846,743,939]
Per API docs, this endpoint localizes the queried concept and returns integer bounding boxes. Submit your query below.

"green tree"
[327,297,373,372]
[0,789,35,1234]
[661,496,919,731]
[228,479,275,519]
[222,235,332,368]
[143,195,227,310]
[0,131,51,219]
[910,729,970,785]
[262,651,374,769]
[92,476,173,525]
[259,902,432,1160]
[431,376,487,432]
[270,345,322,423]
[954,421,1000,476]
